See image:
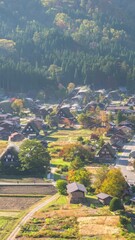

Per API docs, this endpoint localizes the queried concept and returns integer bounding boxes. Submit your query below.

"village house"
[96,143,117,163]
[0,113,12,121]
[127,96,135,106]
[0,120,16,140]
[106,90,122,101]
[118,126,133,138]
[67,182,87,204]
[57,106,77,124]
[0,100,13,113]
[39,106,48,118]
[9,116,20,127]
[96,193,113,205]
[118,120,134,129]
[22,119,43,136]
[106,127,118,137]
[106,106,130,113]
[110,133,128,150]
[8,132,25,142]
[0,145,19,168]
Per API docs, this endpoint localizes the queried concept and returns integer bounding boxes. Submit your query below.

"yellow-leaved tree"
[100,168,127,198]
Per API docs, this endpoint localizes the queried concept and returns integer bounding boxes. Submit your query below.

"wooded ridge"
[0,0,135,95]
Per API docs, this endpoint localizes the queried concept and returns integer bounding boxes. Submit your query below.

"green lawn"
[41,195,68,212]
[51,158,70,167]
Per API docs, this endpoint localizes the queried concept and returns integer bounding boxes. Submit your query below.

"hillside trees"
[0,0,135,93]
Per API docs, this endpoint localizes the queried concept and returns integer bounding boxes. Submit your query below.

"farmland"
[0,185,56,195]
[48,128,93,167]
[17,195,124,240]
[0,197,42,210]
[0,215,20,240]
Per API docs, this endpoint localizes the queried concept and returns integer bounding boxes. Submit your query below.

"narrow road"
[7,193,59,240]
[116,135,135,185]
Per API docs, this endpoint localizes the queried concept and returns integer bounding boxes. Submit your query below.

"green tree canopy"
[68,168,91,189]
[56,179,67,195]
[19,139,51,174]
[110,197,124,211]
[60,143,94,164]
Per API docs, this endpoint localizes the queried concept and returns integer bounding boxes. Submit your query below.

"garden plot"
[0,197,42,210]
[0,185,56,195]
[78,216,120,237]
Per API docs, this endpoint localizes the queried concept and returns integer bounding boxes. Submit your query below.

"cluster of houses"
[0,87,135,173]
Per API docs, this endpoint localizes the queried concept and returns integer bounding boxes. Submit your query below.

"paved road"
[116,135,135,185]
[6,193,59,240]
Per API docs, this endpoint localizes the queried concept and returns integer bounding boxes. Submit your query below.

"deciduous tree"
[100,168,127,197]
[68,168,91,189]
[19,139,51,174]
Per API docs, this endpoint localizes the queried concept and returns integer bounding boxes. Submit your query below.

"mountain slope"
[0,0,135,95]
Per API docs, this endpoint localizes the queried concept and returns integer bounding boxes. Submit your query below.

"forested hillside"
[0,0,135,96]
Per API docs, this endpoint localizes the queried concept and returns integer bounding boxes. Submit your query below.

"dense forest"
[0,0,135,96]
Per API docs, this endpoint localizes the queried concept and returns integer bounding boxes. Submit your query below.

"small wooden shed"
[96,193,112,205]
[67,182,87,204]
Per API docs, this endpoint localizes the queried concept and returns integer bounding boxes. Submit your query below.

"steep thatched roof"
[0,144,19,159]
[97,143,116,157]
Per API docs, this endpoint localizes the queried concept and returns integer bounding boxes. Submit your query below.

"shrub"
[61,165,68,172]
[110,197,124,211]
[56,179,67,195]
[120,215,131,226]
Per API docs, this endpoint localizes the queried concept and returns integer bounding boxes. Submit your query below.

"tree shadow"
[85,196,103,208]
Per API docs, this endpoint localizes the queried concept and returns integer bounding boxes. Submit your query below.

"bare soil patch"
[0,185,56,195]
[0,197,41,210]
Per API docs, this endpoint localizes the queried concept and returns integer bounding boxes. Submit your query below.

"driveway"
[6,193,59,240]
[116,136,135,185]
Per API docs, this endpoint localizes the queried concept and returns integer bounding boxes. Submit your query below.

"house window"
[8,154,11,158]
[6,159,8,162]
